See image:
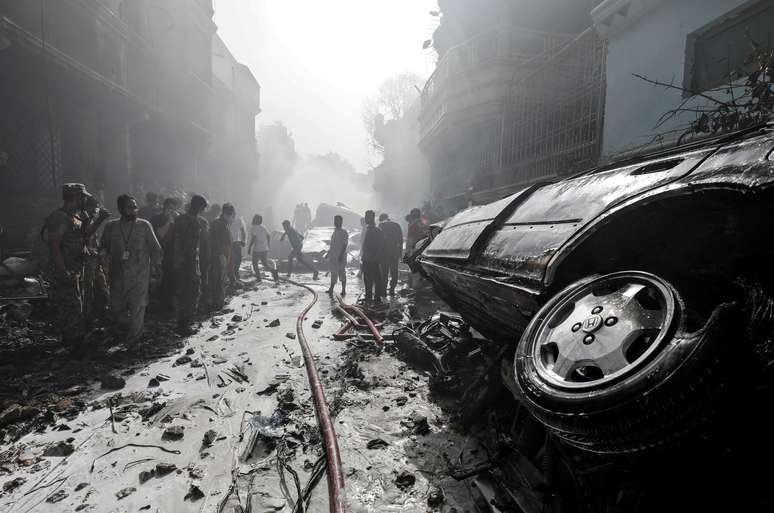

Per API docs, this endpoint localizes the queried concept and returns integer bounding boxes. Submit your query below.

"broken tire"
[514,270,743,453]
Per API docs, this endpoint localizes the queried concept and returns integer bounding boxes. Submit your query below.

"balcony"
[419,26,573,144]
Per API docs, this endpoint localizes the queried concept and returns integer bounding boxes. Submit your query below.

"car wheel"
[515,270,741,453]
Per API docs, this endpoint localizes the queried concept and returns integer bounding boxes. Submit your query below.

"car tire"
[514,270,742,453]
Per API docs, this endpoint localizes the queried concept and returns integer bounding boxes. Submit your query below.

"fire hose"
[282,277,346,513]
[333,293,384,343]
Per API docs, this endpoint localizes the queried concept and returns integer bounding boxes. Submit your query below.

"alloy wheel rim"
[532,273,676,391]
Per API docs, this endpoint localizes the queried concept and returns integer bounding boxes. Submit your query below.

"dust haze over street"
[2,1,774,513]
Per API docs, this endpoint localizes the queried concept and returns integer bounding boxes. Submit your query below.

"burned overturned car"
[408,125,774,508]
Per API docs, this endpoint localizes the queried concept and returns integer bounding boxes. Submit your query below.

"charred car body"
[410,126,774,464]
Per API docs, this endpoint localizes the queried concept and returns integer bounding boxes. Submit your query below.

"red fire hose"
[334,293,384,343]
[284,278,346,513]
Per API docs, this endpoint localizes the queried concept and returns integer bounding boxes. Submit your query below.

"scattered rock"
[156,462,177,475]
[3,476,26,492]
[115,486,136,500]
[231,314,243,322]
[256,383,279,396]
[75,504,91,511]
[0,404,40,427]
[311,320,323,329]
[285,332,296,340]
[63,385,85,396]
[147,378,160,388]
[395,396,409,406]
[46,489,68,503]
[207,335,219,341]
[188,465,206,479]
[139,470,155,484]
[366,438,389,450]
[184,484,205,501]
[382,406,390,412]
[53,398,74,412]
[162,425,185,441]
[395,471,416,491]
[202,429,218,447]
[427,487,445,507]
[267,319,280,328]
[74,482,89,491]
[100,375,126,390]
[174,355,192,366]
[186,348,195,355]
[42,441,74,457]
[261,301,268,305]
[408,413,430,436]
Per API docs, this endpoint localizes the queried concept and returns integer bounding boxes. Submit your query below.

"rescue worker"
[172,194,209,335]
[248,214,279,283]
[361,210,385,303]
[150,198,180,315]
[326,214,348,296]
[209,202,234,311]
[100,194,162,348]
[404,208,429,289]
[378,213,403,296]
[82,195,111,322]
[44,183,92,348]
[281,220,318,279]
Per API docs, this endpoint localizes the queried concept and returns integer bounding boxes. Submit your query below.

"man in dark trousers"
[209,203,234,311]
[361,210,385,303]
[172,195,209,335]
[281,220,319,279]
[150,198,179,316]
[378,213,403,296]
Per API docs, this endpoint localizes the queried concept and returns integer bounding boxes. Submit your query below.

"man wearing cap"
[173,194,209,335]
[100,194,162,348]
[378,213,403,296]
[44,183,92,348]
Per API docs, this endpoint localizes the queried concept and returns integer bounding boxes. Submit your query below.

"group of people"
[43,182,431,351]
[43,185,282,352]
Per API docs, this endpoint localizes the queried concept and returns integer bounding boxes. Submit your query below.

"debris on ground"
[202,429,218,447]
[184,484,205,501]
[267,319,280,328]
[162,425,185,441]
[115,486,136,500]
[367,438,389,450]
[100,374,126,390]
[395,470,416,491]
[42,440,75,457]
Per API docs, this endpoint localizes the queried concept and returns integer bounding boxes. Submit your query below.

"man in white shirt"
[326,215,349,295]
[248,214,278,283]
[229,213,246,283]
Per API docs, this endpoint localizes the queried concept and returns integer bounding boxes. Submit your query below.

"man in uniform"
[172,194,209,335]
[82,195,111,322]
[44,183,92,348]
[100,194,162,348]
[208,202,234,311]
[378,213,403,296]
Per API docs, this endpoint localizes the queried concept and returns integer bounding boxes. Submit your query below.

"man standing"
[326,215,348,296]
[44,183,91,348]
[172,195,209,335]
[378,213,403,296]
[281,220,318,279]
[138,192,160,221]
[361,210,385,303]
[82,195,111,322]
[209,203,234,311]
[229,212,247,283]
[248,214,278,283]
[100,194,162,348]
[150,198,180,315]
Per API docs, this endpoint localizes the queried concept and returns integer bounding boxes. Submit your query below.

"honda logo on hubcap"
[582,314,603,333]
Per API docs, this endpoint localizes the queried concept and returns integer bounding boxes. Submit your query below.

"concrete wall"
[598,0,752,157]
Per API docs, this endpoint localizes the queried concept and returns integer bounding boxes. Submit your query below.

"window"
[685,0,774,93]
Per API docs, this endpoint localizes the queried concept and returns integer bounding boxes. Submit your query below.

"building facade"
[593,0,774,157]
[419,0,604,212]
[0,0,260,247]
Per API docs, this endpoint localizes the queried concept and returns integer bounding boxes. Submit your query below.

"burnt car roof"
[420,124,774,292]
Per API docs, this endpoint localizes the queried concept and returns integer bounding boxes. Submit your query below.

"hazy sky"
[213,0,439,172]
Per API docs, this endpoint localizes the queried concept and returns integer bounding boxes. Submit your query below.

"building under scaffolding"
[419,0,605,212]
[0,0,260,249]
